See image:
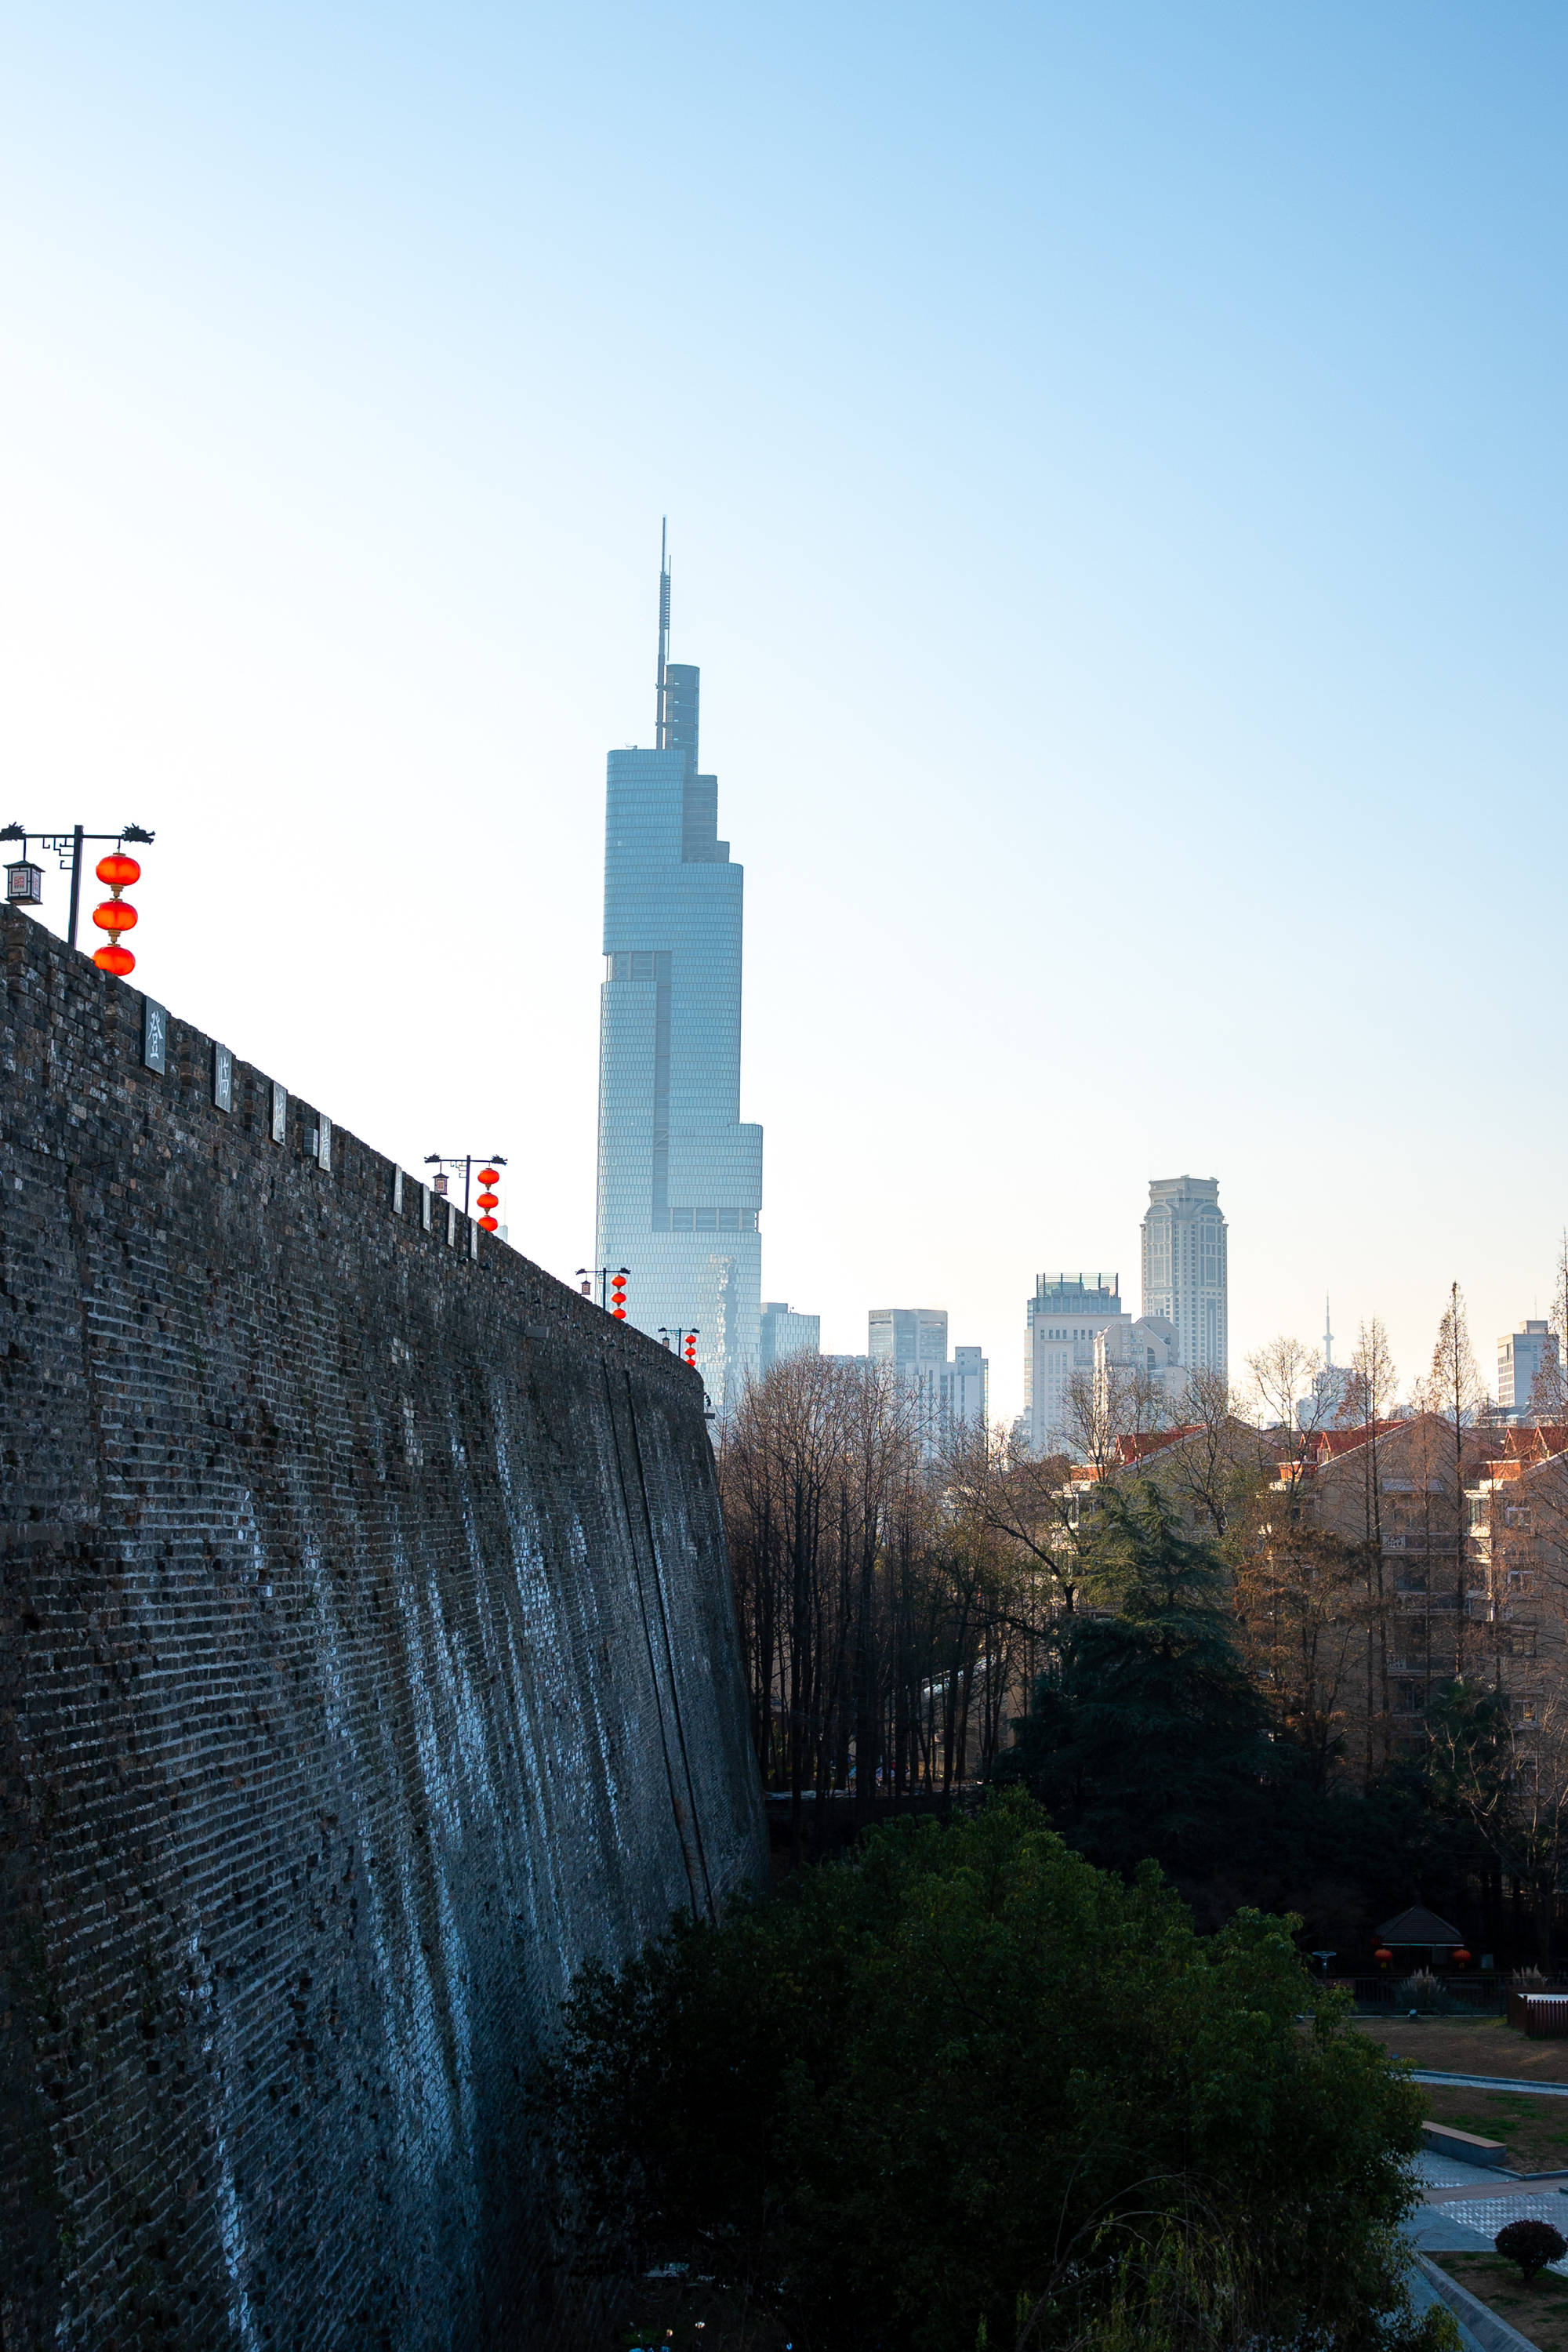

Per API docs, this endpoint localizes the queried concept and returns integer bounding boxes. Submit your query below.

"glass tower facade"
[594,566,762,1410]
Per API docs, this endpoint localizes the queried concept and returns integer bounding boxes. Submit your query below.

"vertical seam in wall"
[600,1356,702,1919]
[621,1367,716,1924]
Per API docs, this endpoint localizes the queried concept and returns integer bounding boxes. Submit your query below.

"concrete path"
[1414,2068,1568,2097]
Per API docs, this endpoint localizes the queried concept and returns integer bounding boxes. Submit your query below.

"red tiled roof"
[1112,1425,1202,1467]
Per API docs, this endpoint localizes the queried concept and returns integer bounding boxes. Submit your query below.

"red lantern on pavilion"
[611,1271,627,1321]
[1374,1947,1394,1966]
[1453,1948,1472,1967]
[91,850,140,976]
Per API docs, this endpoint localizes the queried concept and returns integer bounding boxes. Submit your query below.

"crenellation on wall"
[0,906,764,2352]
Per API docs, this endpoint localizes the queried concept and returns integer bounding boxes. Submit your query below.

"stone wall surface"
[0,908,767,2350]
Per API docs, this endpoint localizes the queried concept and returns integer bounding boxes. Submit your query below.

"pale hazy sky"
[3,4,1565,1421]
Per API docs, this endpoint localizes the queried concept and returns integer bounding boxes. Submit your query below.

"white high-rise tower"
[1139,1176,1227,1376]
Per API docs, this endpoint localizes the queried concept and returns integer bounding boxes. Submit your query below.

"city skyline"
[3,7,1567,1422]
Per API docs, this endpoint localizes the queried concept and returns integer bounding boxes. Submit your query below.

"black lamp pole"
[577,1265,630,1311]
[425,1154,506,1215]
[2,822,154,949]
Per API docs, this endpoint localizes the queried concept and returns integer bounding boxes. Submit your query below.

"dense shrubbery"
[990,1486,1493,1946]
[535,1795,1447,2350]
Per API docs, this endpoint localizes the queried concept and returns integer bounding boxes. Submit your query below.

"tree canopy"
[535,1795,1445,2350]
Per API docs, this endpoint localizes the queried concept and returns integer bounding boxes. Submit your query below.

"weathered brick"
[0,908,766,2350]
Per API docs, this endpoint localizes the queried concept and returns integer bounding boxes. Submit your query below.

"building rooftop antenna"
[1323,1294,1334,1369]
[655,517,670,750]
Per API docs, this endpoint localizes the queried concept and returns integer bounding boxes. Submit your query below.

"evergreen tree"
[993,1483,1273,1875]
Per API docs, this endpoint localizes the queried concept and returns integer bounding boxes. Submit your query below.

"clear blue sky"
[3,3,1564,1418]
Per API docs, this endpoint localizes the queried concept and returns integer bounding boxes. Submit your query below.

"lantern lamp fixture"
[2,822,154,954]
[424,1154,506,1218]
[577,1266,630,1315]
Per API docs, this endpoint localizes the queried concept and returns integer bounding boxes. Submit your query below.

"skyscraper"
[1499,1319,1560,1417]
[868,1308,989,1455]
[1139,1177,1227,1375]
[759,1301,820,1376]
[1024,1273,1126,1454]
[594,532,762,1408]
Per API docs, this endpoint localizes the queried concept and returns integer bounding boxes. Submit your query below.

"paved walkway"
[1404,2147,1568,2344]
[1414,2067,1568,2096]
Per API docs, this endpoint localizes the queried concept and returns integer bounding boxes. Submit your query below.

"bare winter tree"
[1532,1232,1568,1419]
[722,1362,1047,1849]
[1344,1316,1399,1776]
[1418,1283,1486,1675]
[1155,1367,1268,1547]
[1245,1336,1327,1497]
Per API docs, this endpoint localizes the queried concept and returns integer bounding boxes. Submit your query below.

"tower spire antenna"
[655,517,670,749]
[1324,1294,1334,1369]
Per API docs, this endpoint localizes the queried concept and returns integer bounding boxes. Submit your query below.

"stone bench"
[1423,2120,1509,2168]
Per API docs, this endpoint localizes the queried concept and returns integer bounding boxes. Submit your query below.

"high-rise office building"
[1140,1177,1227,1375]
[760,1301,820,1377]
[1500,1319,1560,1417]
[869,1308,989,1454]
[1025,1273,1126,1454]
[594,534,763,1409]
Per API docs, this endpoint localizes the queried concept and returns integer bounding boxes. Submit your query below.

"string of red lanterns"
[91,851,140,976]
[476,1167,501,1233]
[610,1271,628,1320]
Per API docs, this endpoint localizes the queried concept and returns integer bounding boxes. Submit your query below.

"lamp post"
[2,822,154,964]
[577,1266,630,1317]
[1311,1949,1337,1984]
[424,1155,506,1221]
[659,1327,700,1367]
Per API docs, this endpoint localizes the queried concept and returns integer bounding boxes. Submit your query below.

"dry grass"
[1354,2012,1568,2083]
[1424,2083,1568,2172]
[1432,2252,1568,2350]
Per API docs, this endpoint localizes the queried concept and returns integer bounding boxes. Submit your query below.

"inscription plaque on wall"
[469,1217,479,1261]
[446,1200,457,1247]
[270,1082,288,1144]
[212,1043,234,1112]
[393,1168,404,1215]
[142,998,167,1074]
[421,1184,432,1232]
[318,1114,332,1172]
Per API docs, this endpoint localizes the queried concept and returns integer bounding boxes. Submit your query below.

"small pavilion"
[1377,1905,1468,1965]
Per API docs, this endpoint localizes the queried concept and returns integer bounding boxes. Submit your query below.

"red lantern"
[477,1192,499,1211]
[611,1272,627,1321]
[1453,1948,1472,1966]
[478,1167,500,1187]
[684,1334,697,1366]
[1374,1947,1394,1965]
[91,843,139,969]
[478,1214,499,1232]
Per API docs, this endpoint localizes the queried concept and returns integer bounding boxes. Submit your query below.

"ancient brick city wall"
[0,906,767,2350]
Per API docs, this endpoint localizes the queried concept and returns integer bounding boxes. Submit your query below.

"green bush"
[1495,2216,1567,2281]
[535,1793,1443,2349]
